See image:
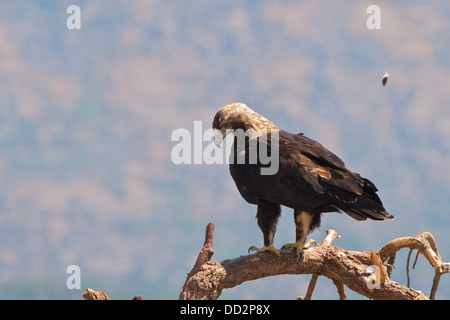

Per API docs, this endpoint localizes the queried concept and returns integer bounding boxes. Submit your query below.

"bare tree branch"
[332,279,347,300]
[299,274,318,300]
[377,231,450,299]
[188,222,215,278]
[179,224,449,300]
[297,229,341,300]
[82,288,110,300]
[179,222,218,300]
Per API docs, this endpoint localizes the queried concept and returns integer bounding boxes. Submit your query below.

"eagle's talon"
[282,239,316,258]
[248,245,281,256]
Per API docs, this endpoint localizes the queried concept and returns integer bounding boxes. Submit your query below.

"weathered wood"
[82,288,110,300]
[179,225,448,300]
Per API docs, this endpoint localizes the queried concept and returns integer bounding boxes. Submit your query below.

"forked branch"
[179,224,449,300]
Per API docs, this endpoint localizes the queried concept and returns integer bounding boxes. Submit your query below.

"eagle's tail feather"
[340,207,394,221]
[338,179,395,221]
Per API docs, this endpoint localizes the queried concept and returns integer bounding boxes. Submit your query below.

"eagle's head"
[212,102,278,147]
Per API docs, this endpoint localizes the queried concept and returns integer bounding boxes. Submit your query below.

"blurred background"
[0,0,449,299]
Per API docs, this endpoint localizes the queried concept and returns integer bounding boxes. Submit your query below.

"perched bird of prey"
[382,71,389,87]
[212,103,394,257]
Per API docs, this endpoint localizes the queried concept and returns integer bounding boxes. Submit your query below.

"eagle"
[212,102,394,257]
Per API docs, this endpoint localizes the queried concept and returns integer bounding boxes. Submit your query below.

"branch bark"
[180,224,449,300]
[82,288,110,300]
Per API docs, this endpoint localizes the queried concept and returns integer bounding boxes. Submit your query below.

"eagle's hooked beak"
[213,128,225,148]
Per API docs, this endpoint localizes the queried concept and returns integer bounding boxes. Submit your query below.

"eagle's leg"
[248,200,281,256]
[282,210,320,258]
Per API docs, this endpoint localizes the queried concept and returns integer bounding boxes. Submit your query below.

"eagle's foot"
[248,245,281,256]
[281,239,316,258]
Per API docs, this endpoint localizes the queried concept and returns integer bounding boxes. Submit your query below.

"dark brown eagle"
[212,102,394,257]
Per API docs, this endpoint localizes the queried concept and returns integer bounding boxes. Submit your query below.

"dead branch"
[297,229,341,300]
[180,224,449,300]
[81,288,144,300]
[82,288,110,300]
[377,232,450,299]
[187,222,215,278]
[179,223,217,300]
